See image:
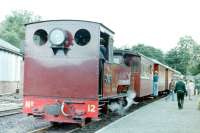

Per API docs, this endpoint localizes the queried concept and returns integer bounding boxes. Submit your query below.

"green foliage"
[165,36,200,75]
[131,44,165,63]
[189,64,200,75]
[0,10,41,48]
[165,48,183,73]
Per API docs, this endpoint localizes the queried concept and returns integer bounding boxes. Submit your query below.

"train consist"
[23,20,181,125]
[113,50,181,97]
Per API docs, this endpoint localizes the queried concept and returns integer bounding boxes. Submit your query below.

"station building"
[0,39,23,94]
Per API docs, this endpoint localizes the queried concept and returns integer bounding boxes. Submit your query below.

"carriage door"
[131,56,141,95]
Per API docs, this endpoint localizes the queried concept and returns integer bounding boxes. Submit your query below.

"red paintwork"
[64,31,73,48]
[24,57,98,99]
[154,64,159,72]
[132,73,141,96]
[23,96,98,123]
[103,63,131,97]
[130,56,153,97]
[24,21,99,99]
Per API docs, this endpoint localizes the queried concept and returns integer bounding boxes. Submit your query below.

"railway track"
[0,107,22,117]
[28,125,80,133]
[28,125,52,133]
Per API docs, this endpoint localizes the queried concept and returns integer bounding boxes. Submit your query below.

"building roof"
[0,38,21,55]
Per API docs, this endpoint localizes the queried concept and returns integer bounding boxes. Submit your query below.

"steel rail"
[0,107,22,117]
[27,125,52,133]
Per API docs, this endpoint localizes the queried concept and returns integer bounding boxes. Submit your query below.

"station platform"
[96,95,200,133]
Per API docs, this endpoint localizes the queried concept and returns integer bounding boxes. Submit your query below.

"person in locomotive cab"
[174,78,187,109]
[153,71,159,97]
[99,44,107,95]
[100,44,107,62]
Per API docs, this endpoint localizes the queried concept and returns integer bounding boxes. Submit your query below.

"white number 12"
[88,104,96,112]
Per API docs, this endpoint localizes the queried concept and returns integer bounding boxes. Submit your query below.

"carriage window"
[33,29,48,46]
[141,63,151,79]
[113,56,122,64]
[75,29,91,46]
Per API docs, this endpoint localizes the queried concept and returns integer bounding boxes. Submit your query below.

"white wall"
[0,50,22,81]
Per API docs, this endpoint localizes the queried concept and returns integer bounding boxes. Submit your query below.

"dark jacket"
[174,80,187,94]
[100,45,106,61]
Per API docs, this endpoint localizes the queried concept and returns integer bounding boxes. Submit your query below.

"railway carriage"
[113,50,181,97]
[113,50,154,97]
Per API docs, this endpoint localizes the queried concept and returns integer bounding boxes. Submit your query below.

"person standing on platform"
[165,79,176,101]
[186,80,195,100]
[195,79,200,95]
[174,79,187,109]
[153,71,159,97]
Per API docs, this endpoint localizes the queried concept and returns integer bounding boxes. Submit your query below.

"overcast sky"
[1,0,200,52]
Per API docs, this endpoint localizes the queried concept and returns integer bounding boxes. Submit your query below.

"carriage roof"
[114,49,181,75]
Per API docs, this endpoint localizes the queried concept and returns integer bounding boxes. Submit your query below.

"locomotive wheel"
[50,121,60,126]
[85,118,92,123]
[79,119,86,127]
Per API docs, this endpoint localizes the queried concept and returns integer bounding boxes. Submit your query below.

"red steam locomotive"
[23,20,180,125]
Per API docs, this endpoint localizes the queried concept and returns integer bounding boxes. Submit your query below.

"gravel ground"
[0,93,22,103]
[0,93,50,133]
[0,114,50,133]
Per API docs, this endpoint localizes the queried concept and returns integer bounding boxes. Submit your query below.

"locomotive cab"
[98,30,114,97]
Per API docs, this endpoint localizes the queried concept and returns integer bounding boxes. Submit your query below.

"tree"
[0,10,41,48]
[189,64,200,75]
[165,36,200,75]
[165,48,183,72]
[131,44,165,63]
